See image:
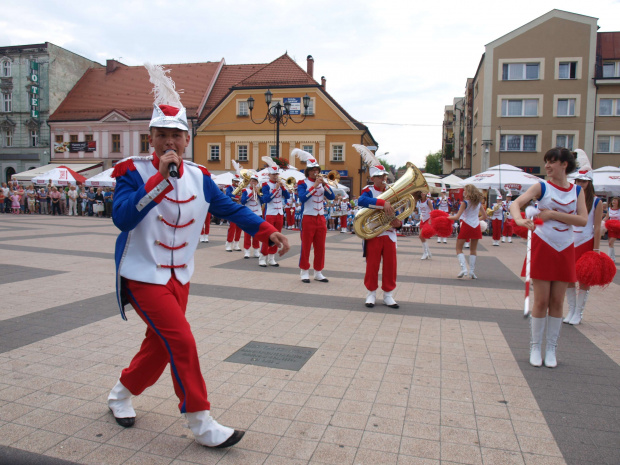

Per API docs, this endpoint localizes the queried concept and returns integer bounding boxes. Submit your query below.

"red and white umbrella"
[31,166,86,186]
[85,168,116,187]
[461,164,542,193]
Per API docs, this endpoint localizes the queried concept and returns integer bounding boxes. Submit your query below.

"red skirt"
[458,221,482,240]
[574,238,594,262]
[521,234,576,282]
[609,230,620,239]
[420,219,430,228]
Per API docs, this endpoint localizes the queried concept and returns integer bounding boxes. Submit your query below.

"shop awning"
[12,163,103,183]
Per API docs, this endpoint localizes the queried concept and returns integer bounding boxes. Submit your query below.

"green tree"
[424,150,443,175]
[377,158,396,174]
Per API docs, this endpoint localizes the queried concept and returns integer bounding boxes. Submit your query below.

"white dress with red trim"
[522,181,580,282]
[457,201,482,240]
[436,197,450,213]
[608,208,620,239]
[417,199,431,225]
[574,197,600,261]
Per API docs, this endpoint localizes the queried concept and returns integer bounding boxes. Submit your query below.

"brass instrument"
[232,169,253,196]
[284,176,297,193]
[353,162,429,240]
[486,202,501,217]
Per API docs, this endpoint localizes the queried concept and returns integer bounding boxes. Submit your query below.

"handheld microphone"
[164,149,179,178]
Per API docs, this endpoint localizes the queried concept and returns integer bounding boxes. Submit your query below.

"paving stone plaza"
[0,215,619,465]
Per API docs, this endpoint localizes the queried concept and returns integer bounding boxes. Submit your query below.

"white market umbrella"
[258,168,305,182]
[85,168,115,187]
[212,172,236,187]
[31,166,86,186]
[461,164,542,193]
[441,174,465,189]
[569,166,620,197]
[423,173,446,194]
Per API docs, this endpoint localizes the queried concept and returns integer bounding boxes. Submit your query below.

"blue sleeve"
[297,182,313,204]
[324,187,335,201]
[358,190,377,208]
[576,185,582,197]
[240,190,249,205]
[282,188,290,201]
[262,184,274,203]
[538,182,546,201]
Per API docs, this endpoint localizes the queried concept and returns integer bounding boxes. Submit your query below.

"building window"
[502,63,539,80]
[304,98,315,115]
[85,134,93,142]
[602,62,620,78]
[209,144,220,161]
[556,134,575,150]
[599,98,620,116]
[4,129,13,147]
[501,99,538,117]
[597,135,620,153]
[55,135,64,143]
[238,101,249,116]
[269,145,277,157]
[30,130,38,147]
[559,62,577,79]
[302,144,314,155]
[474,82,478,98]
[237,144,248,162]
[70,134,78,142]
[140,134,149,153]
[557,99,576,117]
[1,60,10,77]
[500,134,537,152]
[331,144,344,161]
[111,134,121,152]
[2,93,11,112]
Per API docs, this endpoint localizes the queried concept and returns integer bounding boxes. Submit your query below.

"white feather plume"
[232,160,242,176]
[262,156,278,169]
[353,144,382,167]
[291,148,314,163]
[144,62,183,108]
[574,149,591,171]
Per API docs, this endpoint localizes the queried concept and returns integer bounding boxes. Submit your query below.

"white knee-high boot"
[544,316,562,368]
[609,247,616,262]
[108,379,136,426]
[185,411,236,447]
[457,253,468,278]
[569,289,589,325]
[529,317,545,367]
[468,255,477,279]
[564,287,577,323]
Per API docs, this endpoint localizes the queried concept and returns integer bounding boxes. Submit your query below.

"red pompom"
[111,159,136,178]
[534,218,544,226]
[513,223,529,239]
[432,217,453,237]
[420,223,436,239]
[605,219,620,235]
[576,251,617,287]
[430,210,448,220]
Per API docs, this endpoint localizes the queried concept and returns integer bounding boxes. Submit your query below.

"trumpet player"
[490,193,503,246]
[224,176,242,252]
[502,193,514,243]
[259,157,290,267]
[240,173,262,258]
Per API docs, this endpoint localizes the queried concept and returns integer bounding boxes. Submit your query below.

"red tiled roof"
[201,63,265,117]
[49,62,220,122]
[234,54,318,88]
[597,32,620,59]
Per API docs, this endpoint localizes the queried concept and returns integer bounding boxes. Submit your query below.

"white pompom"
[525,206,540,219]
[479,220,488,233]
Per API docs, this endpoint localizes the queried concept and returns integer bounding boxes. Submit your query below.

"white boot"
[457,253,468,278]
[204,235,208,243]
[267,254,278,266]
[443,238,447,243]
[243,249,250,259]
[426,243,432,258]
[508,236,512,243]
[383,291,399,309]
[420,243,428,260]
[314,270,329,282]
[544,316,562,368]
[464,242,470,248]
[501,236,505,243]
[569,289,589,325]
[199,234,205,243]
[108,379,136,427]
[233,241,241,251]
[300,269,310,283]
[468,255,477,279]
[563,287,576,323]
[365,290,376,307]
[529,317,545,367]
[610,247,616,262]
[258,254,267,267]
[253,248,260,258]
[185,410,243,448]
[225,242,232,252]
[437,237,442,243]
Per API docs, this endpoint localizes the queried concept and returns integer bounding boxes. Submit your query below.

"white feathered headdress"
[262,156,281,174]
[573,149,593,181]
[232,160,242,181]
[352,144,387,177]
[291,148,320,168]
[145,62,188,131]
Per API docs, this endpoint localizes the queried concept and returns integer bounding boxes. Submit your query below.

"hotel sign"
[30,61,39,119]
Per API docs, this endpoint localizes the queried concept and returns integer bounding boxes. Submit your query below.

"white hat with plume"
[352,144,387,177]
[145,63,188,131]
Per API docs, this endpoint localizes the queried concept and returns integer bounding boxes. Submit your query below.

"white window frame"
[208,143,221,161]
[496,129,542,153]
[597,95,620,116]
[552,130,579,151]
[237,144,248,162]
[330,143,345,162]
[268,145,278,158]
[3,129,13,147]
[553,95,580,117]
[1,60,10,77]
[2,92,12,113]
[302,144,314,155]
[237,100,249,116]
[30,129,39,147]
[497,95,543,118]
[500,99,539,117]
[602,61,620,78]
[554,57,582,80]
[304,97,316,116]
[595,132,620,153]
[499,59,544,81]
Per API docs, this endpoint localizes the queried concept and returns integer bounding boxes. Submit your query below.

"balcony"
[594,63,620,86]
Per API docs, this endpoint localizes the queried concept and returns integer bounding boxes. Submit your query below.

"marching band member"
[292,148,334,283]
[565,150,603,325]
[510,147,587,368]
[490,193,503,246]
[417,192,433,259]
[604,197,619,262]
[259,156,290,267]
[448,184,488,279]
[340,194,350,233]
[224,176,242,252]
[108,64,289,448]
[501,193,514,242]
[354,144,400,308]
[285,194,296,230]
[200,212,211,243]
[240,172,263,258]
[435,188,450,243]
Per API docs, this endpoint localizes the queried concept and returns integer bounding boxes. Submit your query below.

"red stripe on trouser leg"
[492,219,502,240]
[286,209,294,227]
[502,220,513,236]
[226,222,241,242]
[260,214,283,255]
[201,213,211,235]
[119,276,210,413]
[244,231,260,249]
[299,215,327,271]
[364,235,397,292]
[340,216,347,228]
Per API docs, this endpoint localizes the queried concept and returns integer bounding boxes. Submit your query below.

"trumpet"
[279,176,297,193]
[317,170,341,189]
[232,169,253,196]
[486,202,501,217]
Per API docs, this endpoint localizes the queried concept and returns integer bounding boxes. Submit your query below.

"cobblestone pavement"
[0,215,619,465]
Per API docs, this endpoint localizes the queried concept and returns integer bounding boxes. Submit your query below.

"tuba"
[232,169,253,196]
[353,162,429,240]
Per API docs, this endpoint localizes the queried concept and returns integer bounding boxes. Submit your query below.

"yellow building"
[194,54,377,195]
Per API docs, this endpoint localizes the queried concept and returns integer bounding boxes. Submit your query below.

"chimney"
[306,55,314,78]
[106,59,120,74]
[321,76,326,90]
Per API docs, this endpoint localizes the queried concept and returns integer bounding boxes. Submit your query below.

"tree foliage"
[424,150,443,175]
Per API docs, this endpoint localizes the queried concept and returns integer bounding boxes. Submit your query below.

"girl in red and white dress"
[417,193,433,259]
[448,184,487,279]
[501,193,514,242]
[510,147,587,368]
[490,193,503,246]
[564,151,603,326]
[435,188,451,243]
[604,197,619,262]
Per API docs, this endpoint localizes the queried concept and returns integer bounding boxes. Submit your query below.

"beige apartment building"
[443,9,620,177]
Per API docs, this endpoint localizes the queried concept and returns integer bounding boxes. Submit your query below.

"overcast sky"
[2,0,620,170]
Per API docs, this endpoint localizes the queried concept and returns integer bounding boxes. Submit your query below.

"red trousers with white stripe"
[492,219,502,241]
[201,213,211,235]
[226,222,241,242]
[120,275,209,413]
[244,231,260,250]
[260,214,283,255]
[502,220,513,237]
[286,208,295,228]
[364,235,397,292]
[340,216,347,229]
[300,215,327,271]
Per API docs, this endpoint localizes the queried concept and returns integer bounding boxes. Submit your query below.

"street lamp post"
[247,90,311,159]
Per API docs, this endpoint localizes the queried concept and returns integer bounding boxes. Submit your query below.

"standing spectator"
[25,184,36,214]
[68,185,78,216]
[104,187,114,218]
[87,188,96,216]
[39,186,49,215]
[80,188,88,216]
[94,188,104,217]
[59,187,67,215]
[18,185,26,214]
[10,189,21,214]
[50,186,62,215]
[1,183,10,213]
[0,188,4,213]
